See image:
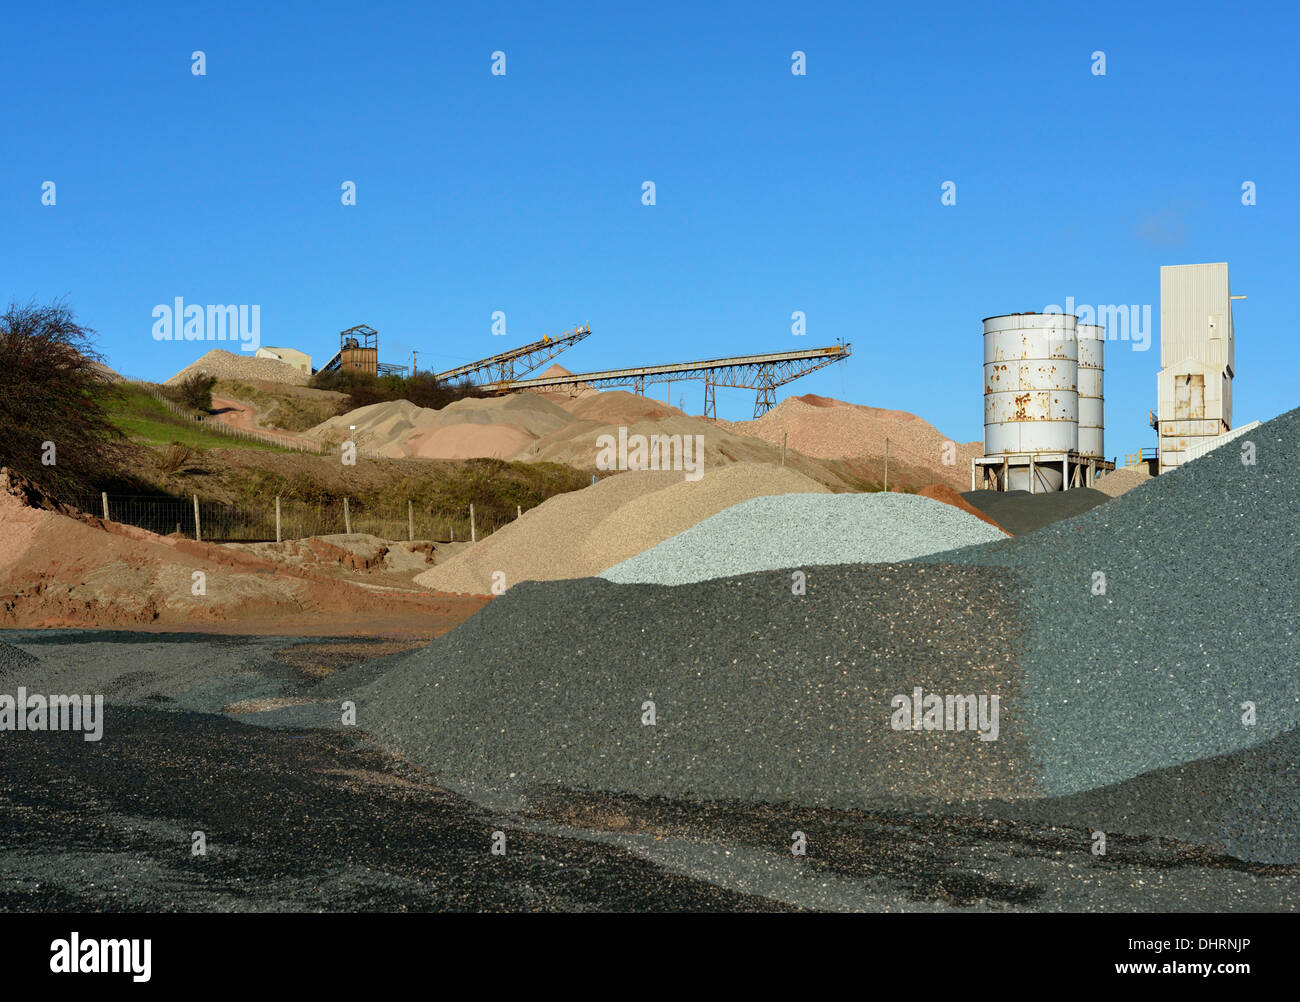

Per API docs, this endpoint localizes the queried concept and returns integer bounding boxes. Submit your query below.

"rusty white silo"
[1076,323,1105,459]
[983,313,1078,491]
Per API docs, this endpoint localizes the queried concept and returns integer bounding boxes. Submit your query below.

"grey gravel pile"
[363,564,1033,811]
[958,487,1110,536]
[917,406,1300,821]
[0,640,40,680]
[601,493,1008,585]
[362,407,1298,863]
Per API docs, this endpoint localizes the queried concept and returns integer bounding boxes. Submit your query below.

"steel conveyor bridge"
[433,325,591,384]
[490,342,852,418]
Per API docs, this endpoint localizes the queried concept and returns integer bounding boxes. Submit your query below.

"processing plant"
[973,312,1112,492]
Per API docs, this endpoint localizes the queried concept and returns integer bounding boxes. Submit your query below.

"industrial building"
[972,312,1112,492]
[254,345,312,373]
[1151,262,1239,474]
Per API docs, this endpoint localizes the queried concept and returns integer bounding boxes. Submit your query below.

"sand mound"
[309,394,575,459]
[918,483,1009,534]
[414,462,830,595]
[720,395,981,490]
[167,349,310,386]
[403,422,537,460]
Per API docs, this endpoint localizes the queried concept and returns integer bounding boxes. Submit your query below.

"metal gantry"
[433,326,592,385]
[492,342,852,418]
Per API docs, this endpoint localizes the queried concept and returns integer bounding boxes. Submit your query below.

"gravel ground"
[4,630,1296,907]
[365,564,1035,810]
[919,406,1300,823]
[958,487,1111,536]
[601,493,1008,585]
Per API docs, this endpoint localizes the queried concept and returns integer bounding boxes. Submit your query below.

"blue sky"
[4,0,1296,454]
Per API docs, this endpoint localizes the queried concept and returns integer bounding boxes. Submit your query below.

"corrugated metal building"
[1155,263,1236,473]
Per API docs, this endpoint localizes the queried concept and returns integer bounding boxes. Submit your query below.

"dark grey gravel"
[0,640,39,680]
[920,406,1300,808]
[363,563,1034,811]
[959,486,1110,536]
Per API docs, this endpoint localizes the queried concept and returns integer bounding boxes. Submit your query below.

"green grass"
[106,384,290,452]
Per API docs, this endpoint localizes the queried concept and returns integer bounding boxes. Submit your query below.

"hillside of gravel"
[719,394,982,490]
[415,463,831,595]
[601,493,1008,585]
[917,405,1299,802]
[364,564,1035,811]
[959,487,1110,536]
[166,349,310,387]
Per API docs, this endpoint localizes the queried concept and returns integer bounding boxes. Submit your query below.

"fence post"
[517,504,521,519]
[275,496,282,543]
[101,492,109,521]
[193,494,202,542]
[408,500,415,542]
[343,497,352,535]
[470,504,476,543]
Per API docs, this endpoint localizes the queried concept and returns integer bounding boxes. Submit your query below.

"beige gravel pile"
[167,349,311,386]
[414,462,830,594]
[720,394,981,489]
[1093,465,1154,498]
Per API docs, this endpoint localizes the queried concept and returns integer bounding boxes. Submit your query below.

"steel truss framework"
[434,326,592,385]
[493,343,852,418]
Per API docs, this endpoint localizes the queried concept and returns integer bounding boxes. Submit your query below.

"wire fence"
[73,493,516,544]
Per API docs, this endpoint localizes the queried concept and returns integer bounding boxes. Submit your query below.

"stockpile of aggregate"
[959,487,1110,535]
[917,406,1299,850]
[601,493,1007,585]
[364,564,1036,810]
[416,463,830,594]
[0,639,40,680]
[166,349,310,386]
[1092,465,1153,498]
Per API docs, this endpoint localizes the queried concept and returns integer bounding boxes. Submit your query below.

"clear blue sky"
[4,0,1296,454]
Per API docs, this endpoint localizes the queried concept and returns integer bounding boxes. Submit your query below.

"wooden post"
[516,505,521,519]
[884,438,889,492]
[470,504,476,543]
[343,497,352,535]
[275,496,282,543]
[782,431,787,467]
[193,494,202,542]
[408,500,415,542]
[101,492,109,521]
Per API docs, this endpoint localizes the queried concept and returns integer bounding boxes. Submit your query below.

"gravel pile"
[364,564,1034,811]
[1092,465,1153,498]
[919,406,1300,807]
[601,493,1008,585]
[416,463,830,594]
[0,639,40,680]
[166,349,310,386]
[958,487,1110,536]
[719,394,982,490]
